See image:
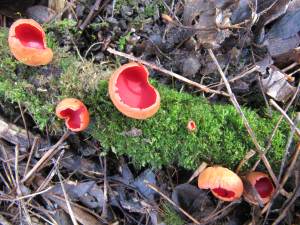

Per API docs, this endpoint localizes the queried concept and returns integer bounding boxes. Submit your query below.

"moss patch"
[0,26,289,170]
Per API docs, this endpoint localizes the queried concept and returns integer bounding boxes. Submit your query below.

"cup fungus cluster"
[8,19,53,66]
[243,172,274,205]
[109,62,160,119]
[6,20,275,207]
[55,98,90,132]
[198,167,275,204]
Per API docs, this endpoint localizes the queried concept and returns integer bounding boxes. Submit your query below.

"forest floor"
[0,0,299,225]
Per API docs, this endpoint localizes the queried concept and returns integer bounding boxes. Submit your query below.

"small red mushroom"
[55,98,90,132]
[187,120,196,132]
[109,62,160,119]
[8,19,53,66]
[243,171,274,205]
[198,166,244,202]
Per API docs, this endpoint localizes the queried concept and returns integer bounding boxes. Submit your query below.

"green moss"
[0,26,290,170]
[162,204,184,225]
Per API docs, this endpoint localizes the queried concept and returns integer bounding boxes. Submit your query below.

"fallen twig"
[107,48,229,97]
[272,171,299,225]
[145,181,201,224]
[57,169,79,225]
[262,142,300,217]
[252,81,300,171]
[21,130,70,183]
[207,49,278,186]
[269,100,300,137]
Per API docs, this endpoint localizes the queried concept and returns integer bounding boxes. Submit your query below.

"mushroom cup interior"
[212,187,235,198]
[189,121,196,129]
[115,65,157,109]
[15,24,45,49]
[254,177,274,198]
[59,108,84,129]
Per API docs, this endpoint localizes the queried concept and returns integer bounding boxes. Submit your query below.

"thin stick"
[263,115,300,223]
[21,131,70,183]
[101,156,108,219]
[24,137,39,176]
[209,65,259,88]
[252,81,300,171]
[269,100,300,137]
[15,186,53,201]
[262,142,300,215]
[18,102,31,148]
[107,47,229,97]
[272,172,299,225]
[145,181,201,224]
[57,169,79,225]
[79,0,103,30]
[188,162,207,183]
[207,49,278,185]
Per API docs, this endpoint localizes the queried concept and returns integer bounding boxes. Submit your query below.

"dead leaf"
[261,66,297,102]
[264,0,300,60]
[254,0,290,43]
[48,194,104,225]
[49,181,105,209]
[172,183,214,220]
[183,0,238,48]
[133,169,156,200]
[0,116,46,151]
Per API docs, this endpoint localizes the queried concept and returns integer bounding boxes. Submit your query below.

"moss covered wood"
[0,26,289,170]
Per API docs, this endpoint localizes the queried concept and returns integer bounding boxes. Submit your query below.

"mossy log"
[0,26,289,170]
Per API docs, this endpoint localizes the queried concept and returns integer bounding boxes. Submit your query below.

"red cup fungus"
[198,166,244,202]
[243,171,274,205]
[56,98,90,132]
[187,120,196,132]
[109,62,160,119]
[8,19,53,66]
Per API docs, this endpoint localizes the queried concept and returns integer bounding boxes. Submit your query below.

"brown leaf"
[48,194,104,225]
[261,66,297,102]
[183,0,238,48]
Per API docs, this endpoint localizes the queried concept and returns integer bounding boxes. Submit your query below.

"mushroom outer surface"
[108,62,160,120]
[55,98,90,132]
[243,171,274,205]
[198,166,244,201]
[8,19,53,66]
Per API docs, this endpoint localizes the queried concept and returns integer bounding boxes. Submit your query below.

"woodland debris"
[264,0,300,60]
[183,0,239,48]
[261,66,297,102]
[0,116,46,151]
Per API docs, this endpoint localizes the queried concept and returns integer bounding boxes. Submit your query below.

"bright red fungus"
[255,177,274,198]
[187,120,196,132]
[8,19,53,66]
[56,98,90,132]
[109,62,160,119]
[243,171,274,205]
[15,24,45,49]
[116,65,157,109]
[212,187,235,198]
[198,166,243,202]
